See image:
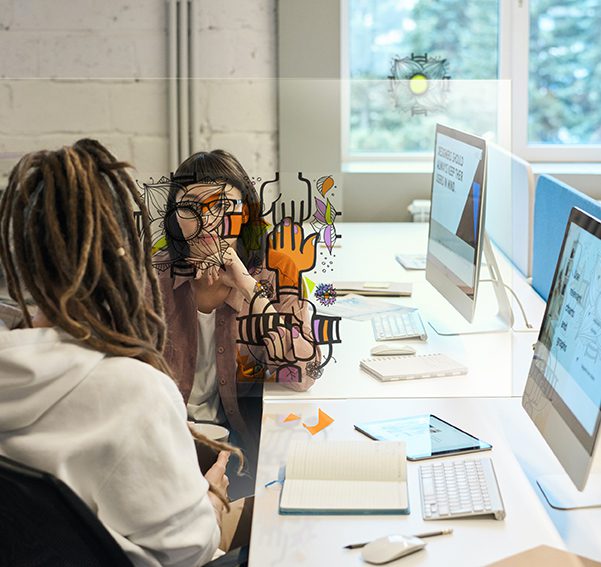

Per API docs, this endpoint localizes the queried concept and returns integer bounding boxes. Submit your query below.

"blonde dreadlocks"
[0,139,169,373]
[0,139,242,509]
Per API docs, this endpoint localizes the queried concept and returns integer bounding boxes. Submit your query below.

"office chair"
[0,455,248,567]
[0,454,133,566]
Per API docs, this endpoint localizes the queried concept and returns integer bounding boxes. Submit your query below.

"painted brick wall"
[0,0,278,184]
[192,0,278,178]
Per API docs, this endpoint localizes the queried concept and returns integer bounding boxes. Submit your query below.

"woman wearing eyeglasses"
[154,150,320,498]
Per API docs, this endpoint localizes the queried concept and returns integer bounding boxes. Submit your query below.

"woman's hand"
[205,451,230,526]
[217,248,251,289]
[263,302,316,363]
[197,246,256,296]
[205,450,230,495]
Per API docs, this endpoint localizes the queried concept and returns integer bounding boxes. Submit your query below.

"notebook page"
[285,441,406,482]
[280,479,408,511]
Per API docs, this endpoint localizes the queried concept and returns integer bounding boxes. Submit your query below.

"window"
[344,0,601,163]
[527,0,601,149]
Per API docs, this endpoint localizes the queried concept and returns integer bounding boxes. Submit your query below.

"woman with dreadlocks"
[0,139,243,565]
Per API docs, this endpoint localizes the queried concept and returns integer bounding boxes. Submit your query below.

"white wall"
[0,0,278,183]
[190,0,278,177]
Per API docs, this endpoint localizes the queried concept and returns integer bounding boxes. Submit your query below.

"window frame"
[342,0,601,166]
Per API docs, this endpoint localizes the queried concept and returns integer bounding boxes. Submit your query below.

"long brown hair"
[168,149,267,271]
[0,139,240,507]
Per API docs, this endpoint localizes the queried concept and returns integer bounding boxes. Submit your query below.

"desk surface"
[249,397,577,567]
[265,223,545,401]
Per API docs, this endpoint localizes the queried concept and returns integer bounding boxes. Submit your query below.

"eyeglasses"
[175,197,243,221]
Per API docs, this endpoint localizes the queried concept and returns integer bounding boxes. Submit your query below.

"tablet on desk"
[354,414,492,461]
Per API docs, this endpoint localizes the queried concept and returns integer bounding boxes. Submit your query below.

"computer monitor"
[486,143,535,278]
[522,206,601,509]
[425,124,513,335]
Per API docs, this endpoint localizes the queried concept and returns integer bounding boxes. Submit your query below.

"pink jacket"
[157,262,318,441]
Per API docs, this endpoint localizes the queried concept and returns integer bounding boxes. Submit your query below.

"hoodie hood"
[0,302,24,330]
[0,327,105,431]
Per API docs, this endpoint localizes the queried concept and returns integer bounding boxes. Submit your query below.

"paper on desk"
[317,293,413,321]
[302,409,335,436]
[334,281,413,297]
[486,545,601,567]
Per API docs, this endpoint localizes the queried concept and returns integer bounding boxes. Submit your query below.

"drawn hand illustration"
[262,172,313,227]
[266,218,318,290]
[237,297,317,365]
[141,168,343,387]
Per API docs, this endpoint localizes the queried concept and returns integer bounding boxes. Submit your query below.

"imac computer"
[425,124,514,335]
[522,207,601,509]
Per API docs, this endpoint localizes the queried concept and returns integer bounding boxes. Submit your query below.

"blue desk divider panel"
[532,174,601,301]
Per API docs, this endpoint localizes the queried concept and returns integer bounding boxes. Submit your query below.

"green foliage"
[529,0,601,143]
[349,0,601,153]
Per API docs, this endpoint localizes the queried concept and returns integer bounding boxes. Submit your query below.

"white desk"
[249,398,571,567]
[265,223,545,401]
[251,227,600,565]
[498,399,601,561]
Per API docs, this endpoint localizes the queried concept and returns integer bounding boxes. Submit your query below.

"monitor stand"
[537,474,601,510]
[429,234,515,336]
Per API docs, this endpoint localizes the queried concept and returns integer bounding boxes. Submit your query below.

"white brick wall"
[208,80,276,133]
[197,0,273,33]
[11,0,167,32]
[5,81,112,134]
[203,78,277,175]
[1,0,168,79]
[0,79,169,180]
[109,80,168,137]
[0,0,278,184]
[192,0,278,177]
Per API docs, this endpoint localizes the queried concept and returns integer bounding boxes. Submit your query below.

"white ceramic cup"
[188,422,230,473]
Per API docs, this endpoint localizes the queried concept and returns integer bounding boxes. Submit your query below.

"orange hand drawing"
[266,217,317,290]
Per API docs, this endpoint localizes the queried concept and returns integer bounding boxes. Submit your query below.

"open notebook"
[279,440,409,515]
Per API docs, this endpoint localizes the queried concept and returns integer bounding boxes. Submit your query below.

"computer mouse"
[361,535,426,564]
[370,344,416,356]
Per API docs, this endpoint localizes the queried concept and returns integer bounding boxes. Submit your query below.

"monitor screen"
[526,208,601,456]
[426,124,486,322]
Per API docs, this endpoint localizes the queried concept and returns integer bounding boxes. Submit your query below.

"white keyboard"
[395,254,427,270]
[419,457,506,521]
[371,310,428,341]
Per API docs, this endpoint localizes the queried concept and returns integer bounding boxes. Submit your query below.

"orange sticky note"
[283,413,301,422]
[302,409,334,435]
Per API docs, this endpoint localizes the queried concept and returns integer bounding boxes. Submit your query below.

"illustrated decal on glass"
[137,171,342,385]
[388,52,451,116]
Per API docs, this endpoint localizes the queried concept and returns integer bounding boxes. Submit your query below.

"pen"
[344,528,453,549]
